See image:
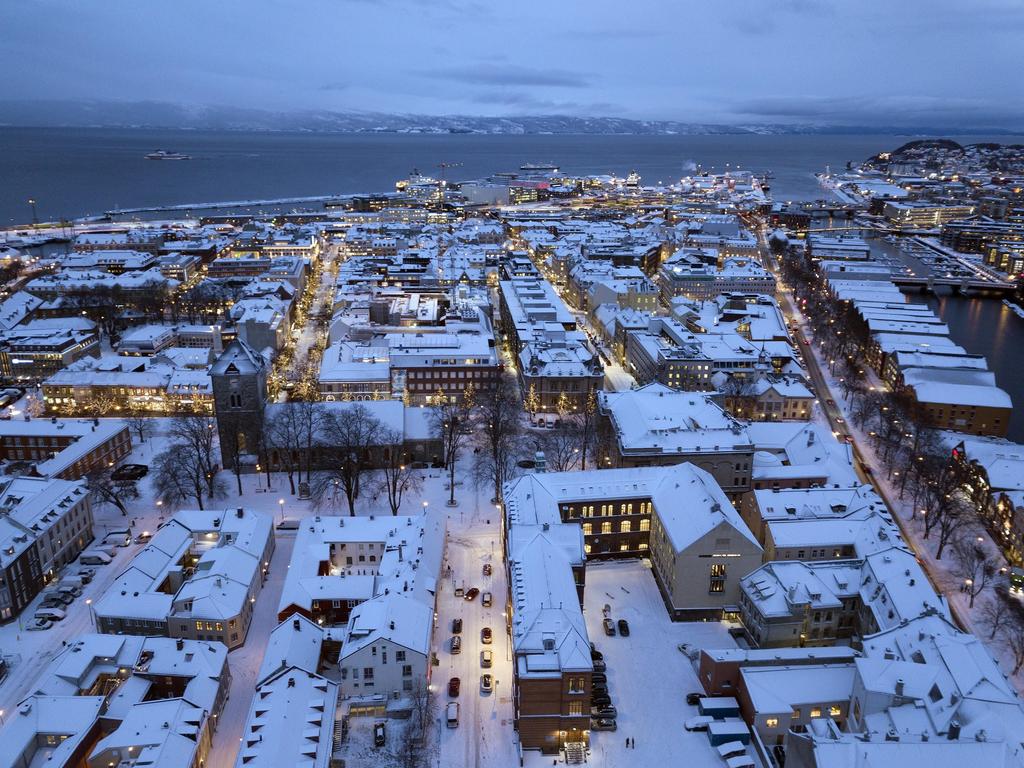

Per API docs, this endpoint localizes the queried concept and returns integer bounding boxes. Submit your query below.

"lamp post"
[278,499,285,523]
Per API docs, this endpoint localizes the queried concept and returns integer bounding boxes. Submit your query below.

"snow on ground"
[522,560,757,768]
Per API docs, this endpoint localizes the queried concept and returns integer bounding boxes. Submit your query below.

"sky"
[2,0,1023,128]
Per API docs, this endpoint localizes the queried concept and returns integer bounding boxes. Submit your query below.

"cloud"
[731,94,1024,129]
[469,90,619,114]
[319,82,349,92]
[422,64,592,89]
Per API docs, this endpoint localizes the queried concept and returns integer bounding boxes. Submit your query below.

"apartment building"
[0,418,132,480]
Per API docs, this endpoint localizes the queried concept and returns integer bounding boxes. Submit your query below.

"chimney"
[895,678,904,696]
[176,638,184,651]
[948,720,961,740]
[236,508,244,518]
[389,621,395,630]
[287,677,295,688]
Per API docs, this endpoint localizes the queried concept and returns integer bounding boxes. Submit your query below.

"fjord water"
[2,127,1022,440]
[7,127,1022,224]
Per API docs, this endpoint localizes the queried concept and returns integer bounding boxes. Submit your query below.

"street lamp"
[278,499,285,522]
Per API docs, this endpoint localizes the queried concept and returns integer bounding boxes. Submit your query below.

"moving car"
[373,721,386,747]
[464,587,480,601]
[135,531,153,544]
[617,619,630,636]
[480,674,493,694]
[482,591,492,607]
[481,627,492,644]
[603,618,616,636]
[448,677,461,697]
[591,718,617,731]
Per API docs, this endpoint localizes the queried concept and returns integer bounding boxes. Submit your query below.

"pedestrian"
[625,737,629,748]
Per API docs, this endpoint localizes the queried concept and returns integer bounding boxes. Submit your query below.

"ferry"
[520,163,559,173]
[145,150,191,160]
[1003,299,1024,319]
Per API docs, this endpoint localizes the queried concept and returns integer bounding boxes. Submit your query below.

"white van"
[446,701,459,728]
[35,607,66,622]
[80,551,112,566]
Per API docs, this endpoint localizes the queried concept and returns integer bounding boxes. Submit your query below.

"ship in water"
[1003,299,1024,319]
[145,150,191,160]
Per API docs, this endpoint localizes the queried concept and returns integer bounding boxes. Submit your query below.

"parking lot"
[525,559,753,768]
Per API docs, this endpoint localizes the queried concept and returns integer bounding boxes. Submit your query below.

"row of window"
[566,501,653,518]
[581,519,651,535]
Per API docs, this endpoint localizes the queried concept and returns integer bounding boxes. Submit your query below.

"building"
[210,339,269,470]
[883,200,975,229]
[659,252,776,302]
[0,477,93,622]
[93,508,274,649]
[0,418,132,480]
[596,384,754,497]
[519,326,603,412]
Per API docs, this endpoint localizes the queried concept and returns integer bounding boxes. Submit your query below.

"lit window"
[765,718,779,728]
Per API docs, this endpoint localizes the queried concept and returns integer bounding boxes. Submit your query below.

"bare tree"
[430,387,474,507]
[314,404,383,515]
[576,387,599,471]
[266,403,303,495]
[397,677,433,768]
[167,414,219,498]
[720,374,759,420]
[123,411,155,444]
[296,400,326,483]
[475,373,523,503]
[935,493,978,561]
[539,420,583,473]
[153,444,209,509]
[980,587,1015,640]
[951,538,996,608]
[86,467,139,517]
[376,428,423,515]
[1000,610,1024,675]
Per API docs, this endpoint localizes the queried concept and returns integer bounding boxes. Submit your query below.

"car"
[590,648,603,660]
[835,417,845,424]
[480,650,493,668]
[481,627,493,644]
[802,339,810,345]
[373,721,386,747]
[448,677,461,697]
[482,563,492,576]
[826,398,835,406]
[686,692,703,706]
[480,674,493,694]
[591,672,607,684]
[602,618,616,636]
[134,531,153,544]
[464,587,480,601]
[452,618,463,634]
[684,715,714,732]
[111,463,149,482]
[446,702,460,728]
[75,570,94,584]
[58,585,82,598]
[591,717,617,731]
[617,619,630,637]
[592,659,607,672]
[592,684,608,697]
[454,586,465,598]
[26,618,52,631]
[450,636,461,654]
[591,705,617,719]
[482,591,492,607]
[591,695,612,708]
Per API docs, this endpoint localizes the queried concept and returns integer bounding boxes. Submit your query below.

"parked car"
[111,463,148,482]
[75,568,95,583]
[454,586,465,598]
[464,587,480,601]
[452,618,463,634]
[481,627,492,644]
[482,563,492,576]
[450,636,461,654]
[448,677,461,697]
[684,715,714,732]
[591,694,612,708]
[480,650,493,668]
[482,591,492,607]
[602,618,616,636]
[446,702,460,728]
[373,721,386,747]
[57,585,82,598]
[686,692,703,706]
[592,659,607,673]
[34,607,66,622]
[590,648,603,660]
[591,718,617,731]
[591,672,607,684]
[592,706,617,719]
[480,674,493,694]
[617,619,630,637]
[26,618,53,631]
[79,551,111,566]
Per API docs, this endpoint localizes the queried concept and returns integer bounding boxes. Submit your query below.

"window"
[569,702,583,716]
[621,520,632,533]
[765,718,779,728]
[402,665,413,677]
[195,620,203,631]
[810,708,822,718]
[792,709,801,719]
[568,677,585,693]
[639,518,650,532]
[582,523,593,536]
[601,521,612,534]
[395,651,406,662]
[403,679,413,691]
[829,705,841,717]
[619,543,629,552]
[363,668,374,680]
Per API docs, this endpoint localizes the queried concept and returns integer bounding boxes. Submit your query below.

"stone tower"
[210,339,268,470]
